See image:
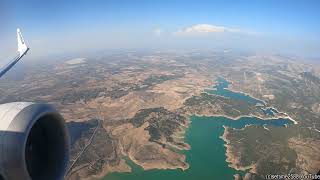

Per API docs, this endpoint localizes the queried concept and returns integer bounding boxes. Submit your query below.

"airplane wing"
[0,28,30,78]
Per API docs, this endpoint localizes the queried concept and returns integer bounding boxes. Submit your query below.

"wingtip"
[17,28,28,57]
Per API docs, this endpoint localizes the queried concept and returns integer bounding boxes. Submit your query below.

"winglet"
[17,28,29,57]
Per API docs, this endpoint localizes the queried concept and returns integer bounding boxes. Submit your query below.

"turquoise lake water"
[206,78,279,117]
[103,78,292,180]
[205,77,265,105]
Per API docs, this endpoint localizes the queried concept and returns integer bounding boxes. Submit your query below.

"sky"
[0,0,319,61]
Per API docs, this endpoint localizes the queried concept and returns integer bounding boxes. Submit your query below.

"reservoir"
[104,78,293,180]
[205,77,265,105]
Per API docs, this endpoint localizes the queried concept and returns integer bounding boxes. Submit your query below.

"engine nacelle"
[0,102,69,180]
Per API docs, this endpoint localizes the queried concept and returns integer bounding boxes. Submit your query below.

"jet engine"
[0,102,69,180]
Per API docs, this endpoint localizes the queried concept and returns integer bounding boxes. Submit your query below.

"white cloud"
[175,24,255,36]
[153,28,163,36]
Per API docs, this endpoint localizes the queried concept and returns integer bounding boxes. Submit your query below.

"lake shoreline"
[220,125,257,173]
[104,77,295,179]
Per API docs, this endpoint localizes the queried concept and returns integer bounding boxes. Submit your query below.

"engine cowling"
[0,102,69,180]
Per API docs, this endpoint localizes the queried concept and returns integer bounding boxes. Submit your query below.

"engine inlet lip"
[21,104,69,180]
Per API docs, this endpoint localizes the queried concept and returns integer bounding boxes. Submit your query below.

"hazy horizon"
[1,0,319,61]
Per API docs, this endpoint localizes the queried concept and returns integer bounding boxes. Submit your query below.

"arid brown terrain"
[0,50,319,179]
